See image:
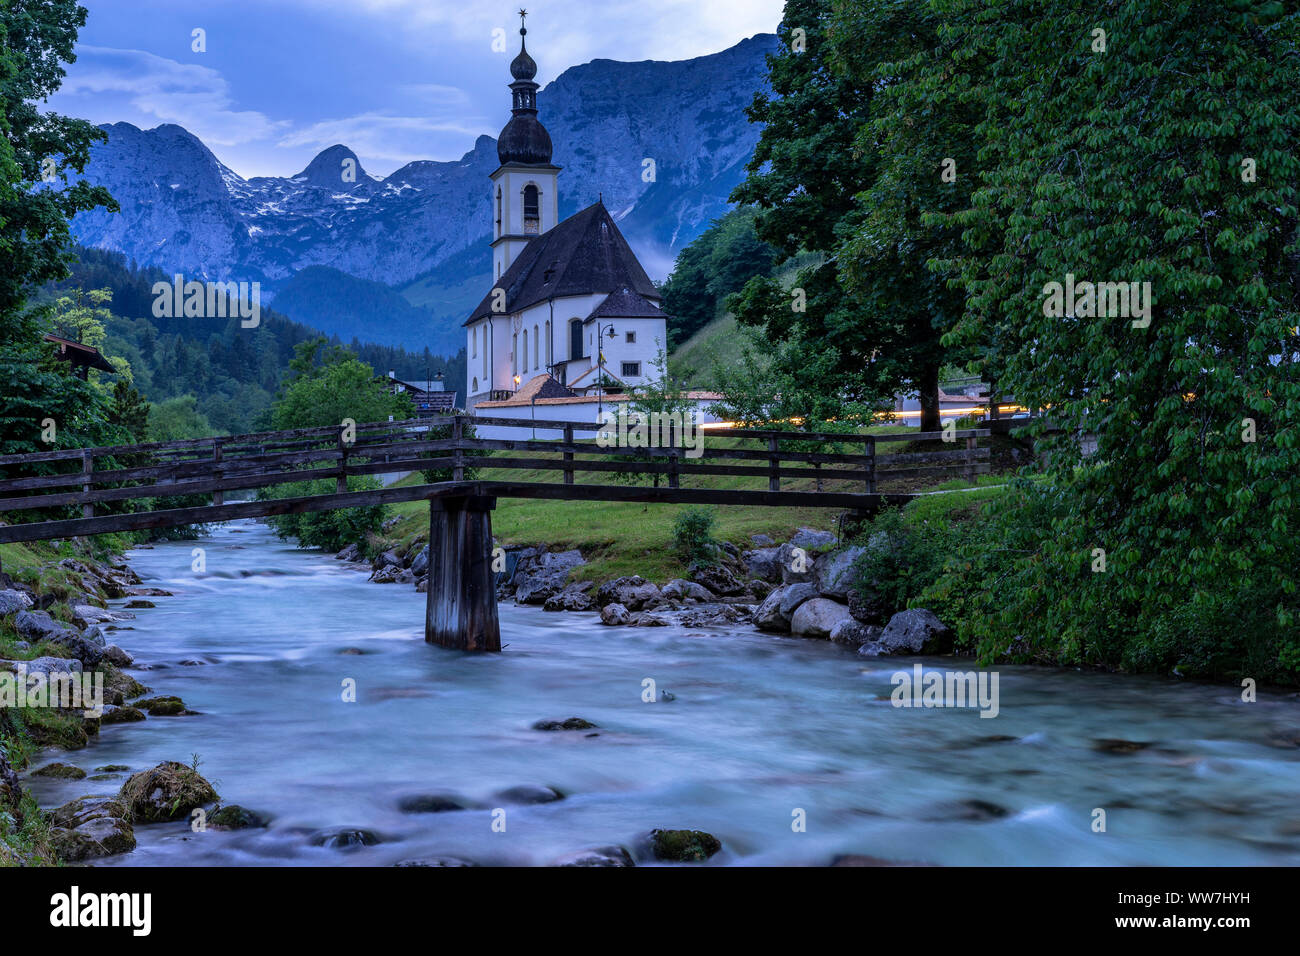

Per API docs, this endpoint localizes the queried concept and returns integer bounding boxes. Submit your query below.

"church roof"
[584,286,665,322]
[465,202,661,324]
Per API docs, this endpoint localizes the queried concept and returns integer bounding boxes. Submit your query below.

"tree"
[915,0,1300,679]
[729,0,958,430]
[661,207,776,344]
[0,0,117,324]
[148,395,213,442]
[270,337,413,430]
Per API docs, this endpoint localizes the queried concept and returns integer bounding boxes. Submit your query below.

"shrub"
[849,507,953,619]
[672,506,717,565]
[257,476,386,553]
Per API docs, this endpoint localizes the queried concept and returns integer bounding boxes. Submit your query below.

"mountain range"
[67,34,777,355]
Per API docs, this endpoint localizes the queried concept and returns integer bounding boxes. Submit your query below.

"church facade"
[463,20,672,415]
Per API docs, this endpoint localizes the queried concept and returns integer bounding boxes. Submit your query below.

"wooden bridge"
[0,415,992,652]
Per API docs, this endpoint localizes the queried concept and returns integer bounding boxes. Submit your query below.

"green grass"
[375,428,1023,582]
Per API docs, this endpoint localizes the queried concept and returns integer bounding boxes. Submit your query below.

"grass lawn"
[375,428,1029,583]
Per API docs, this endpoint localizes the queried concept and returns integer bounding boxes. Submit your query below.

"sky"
[47,0,785,180]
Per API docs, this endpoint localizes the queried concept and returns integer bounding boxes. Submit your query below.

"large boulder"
[542,581,595,612]
[646,829,722,862]
[741,547,784,584]
[13,611,103,667]
[48,796,136,862]
[514,550,586,605]
[0,588,33,615]
[790,528,836,550]
[117,760,219,823]
[600,603,631,626]
[662,579,715,603]
[753,582,819,632]
[409,545,430,576]
[814,547,865,601]
[874,608,955,655]
[776,542,816,585]
[830,620,882,646]
[595,576,662,611]
[790,598,853,638]
[372,549,402,571]
[687,562,744,597]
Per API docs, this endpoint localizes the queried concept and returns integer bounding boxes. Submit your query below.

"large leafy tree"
[918,0,1300,678]
[730,0,964,429]
[0,0,119,457]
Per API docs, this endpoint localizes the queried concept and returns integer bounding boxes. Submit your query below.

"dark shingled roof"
[465,202,660,325]
[585,286,665,322]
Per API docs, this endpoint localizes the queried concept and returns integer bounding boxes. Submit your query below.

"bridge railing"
[0,415,991,540]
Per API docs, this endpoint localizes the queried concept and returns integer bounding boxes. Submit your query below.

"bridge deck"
[0,414,998,545]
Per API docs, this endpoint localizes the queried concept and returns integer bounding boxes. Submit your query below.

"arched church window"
[523,185,540,235]
[545,320,552,365]
[495,186,502,237]
[471,325,477,358]
[533,324,539,369]
[522,329,528,374]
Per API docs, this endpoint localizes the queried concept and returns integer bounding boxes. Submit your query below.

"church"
[462,18,675,421]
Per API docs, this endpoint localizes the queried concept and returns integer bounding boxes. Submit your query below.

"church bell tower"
[490,11,561,280]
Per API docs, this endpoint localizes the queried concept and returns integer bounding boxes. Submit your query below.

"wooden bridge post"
[80,450,94,519]
[452,416,465,481]
[767,436,780,492]
[864,436,876,494]
[562,423,574,485]
[212,438,224,506]
[336,426,349,494]
[667,418,679,489]
[425,494,500,652]
[965,435,977,484]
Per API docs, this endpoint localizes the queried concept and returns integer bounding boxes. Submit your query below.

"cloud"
[278,111,493,165]
[281,0,783,75]
[55,46,286,145]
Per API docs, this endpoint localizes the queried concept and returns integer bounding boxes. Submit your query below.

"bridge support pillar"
[425,494,500,652]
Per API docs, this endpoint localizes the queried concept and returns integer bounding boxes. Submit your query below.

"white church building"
[462,19,720,434]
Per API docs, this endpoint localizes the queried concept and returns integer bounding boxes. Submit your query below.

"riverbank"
[0,535,222,865]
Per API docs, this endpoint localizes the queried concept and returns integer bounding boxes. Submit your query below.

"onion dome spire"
[497,9,553,165]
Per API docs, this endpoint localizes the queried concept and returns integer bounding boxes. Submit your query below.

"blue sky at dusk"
[47,0,783,179]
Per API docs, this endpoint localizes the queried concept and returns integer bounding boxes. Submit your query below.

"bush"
[672,506,717,565]
[257,476,386,553]
[850,507,953,619]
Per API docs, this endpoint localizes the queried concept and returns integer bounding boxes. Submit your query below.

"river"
[25,520,1300,866]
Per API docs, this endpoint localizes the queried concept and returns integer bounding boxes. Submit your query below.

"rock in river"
[494,785,564,805]
[790,598,853,638]
[48,796,136,861]
[646,828,722,862]
[553,845,636,867]
[118,760,219,823]
[32,762,86,779]
[532,717,598,732]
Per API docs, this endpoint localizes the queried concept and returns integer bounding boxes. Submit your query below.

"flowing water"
[26,520,1300,866]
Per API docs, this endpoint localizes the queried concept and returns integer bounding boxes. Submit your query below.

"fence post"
[212,438,224,506]
[864,436,876,494]
[336,426,348,494]
[563,423,574,485]
[767,435,780,492]
[965,434,977,484]
[81,449,94,519]
[668,418,679,489]
[452,416,465,482]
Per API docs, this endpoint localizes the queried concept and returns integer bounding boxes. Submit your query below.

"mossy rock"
[95,765,130,772]
[31,762,86,779]
[102,666,148,705]
[531,717,598,731]
[48,796,136,861]
[123,600,155,609]
[24,710,89,750]
[133,695,188,716]
[101,706,146,724]
[117,761,218,823]
[648,828,722,862]
[208,805,270,830]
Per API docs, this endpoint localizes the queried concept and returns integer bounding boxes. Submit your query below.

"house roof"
[43,334,117,373]
[465,202,660,325]
[584,286,665,322]
[474,389,723,409]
